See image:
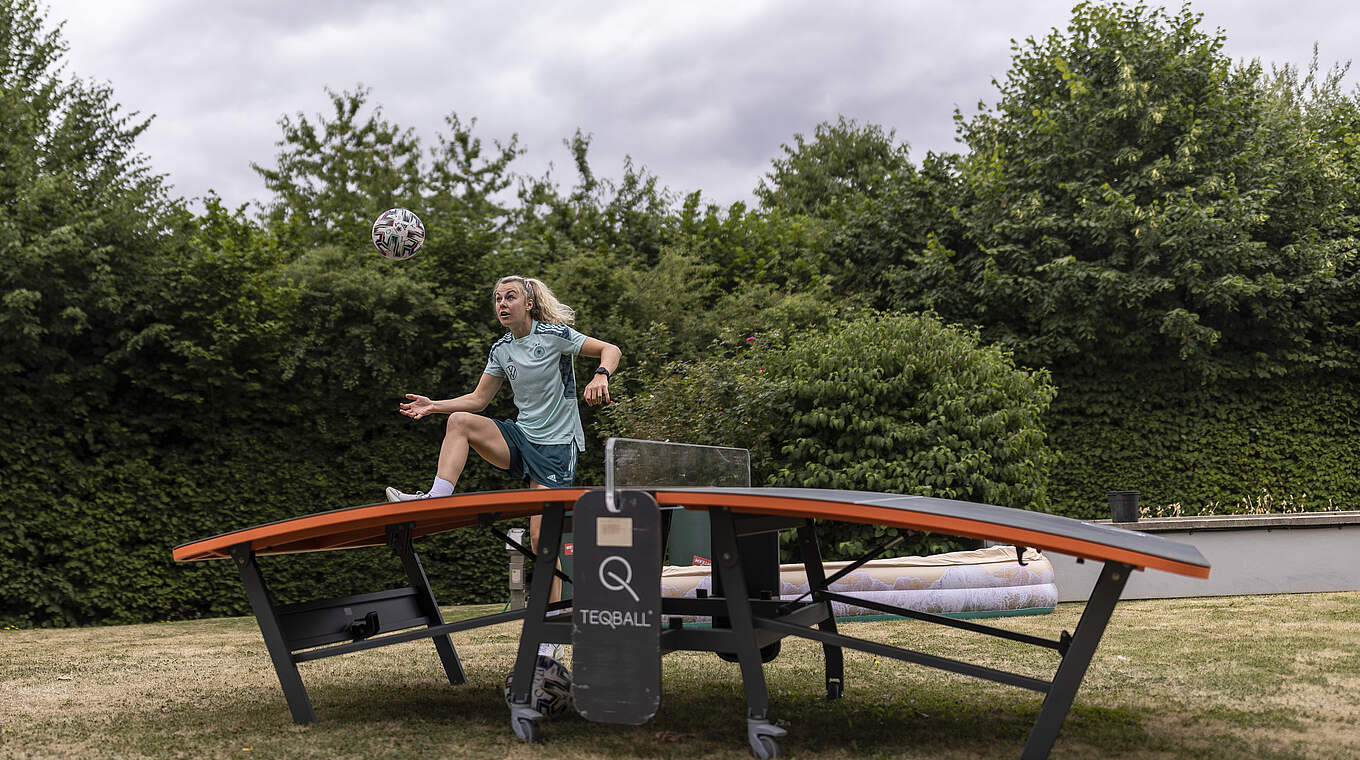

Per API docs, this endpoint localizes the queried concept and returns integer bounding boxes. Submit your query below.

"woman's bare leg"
[439,418,562,604]
[436,412,511,484]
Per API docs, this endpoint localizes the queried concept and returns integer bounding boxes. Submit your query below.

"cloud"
[45,0,1360,213]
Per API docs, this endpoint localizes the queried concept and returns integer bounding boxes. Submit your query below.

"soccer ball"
[371,207,425,260]
[504,655,573,718]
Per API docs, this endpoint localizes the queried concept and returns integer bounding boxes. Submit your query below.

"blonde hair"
[493,276,576,325]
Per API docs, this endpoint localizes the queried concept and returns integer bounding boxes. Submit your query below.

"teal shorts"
[494,420,578,487]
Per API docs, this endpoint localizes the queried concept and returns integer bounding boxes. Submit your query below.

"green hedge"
[0,414,524,628]
[1046,371,1360,518]
[604,311,1058,560]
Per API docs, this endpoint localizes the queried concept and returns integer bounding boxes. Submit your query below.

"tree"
[751,116,955,308]
[511,130,678,268]
[427,112,523,229]
[756,116,913,217]
[1,0,190,625]
[1,0,176,414]
[252,87,424,249]
[919,1,1358,379]
[825,150,963,305]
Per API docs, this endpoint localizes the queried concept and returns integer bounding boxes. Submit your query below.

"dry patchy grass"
[2,595,1358,759]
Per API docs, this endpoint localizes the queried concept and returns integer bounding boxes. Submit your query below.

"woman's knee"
[446,412,476,436]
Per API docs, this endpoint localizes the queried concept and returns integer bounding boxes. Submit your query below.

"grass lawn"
[2,593,1357,759]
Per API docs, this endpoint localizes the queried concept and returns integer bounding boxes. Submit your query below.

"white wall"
[1048,523,1360,602]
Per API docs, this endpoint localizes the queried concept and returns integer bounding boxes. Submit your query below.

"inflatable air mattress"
[660,545,1057,620]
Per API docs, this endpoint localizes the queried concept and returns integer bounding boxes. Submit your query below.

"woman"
[387,275,620,650]
[387,274,619,499]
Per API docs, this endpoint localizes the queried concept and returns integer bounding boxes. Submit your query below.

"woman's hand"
[584,375,611,406]
[399,394,435,419]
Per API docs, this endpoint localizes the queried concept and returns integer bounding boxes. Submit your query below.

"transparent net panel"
[605,438,750,498]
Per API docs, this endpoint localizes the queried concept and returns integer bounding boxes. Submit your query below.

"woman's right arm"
[400,374,504,420]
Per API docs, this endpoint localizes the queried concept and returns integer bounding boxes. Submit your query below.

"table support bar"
[755,617,1052,692]
[1021,561,1132,760]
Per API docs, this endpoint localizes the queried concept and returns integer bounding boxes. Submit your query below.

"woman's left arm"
[580,336,621,406]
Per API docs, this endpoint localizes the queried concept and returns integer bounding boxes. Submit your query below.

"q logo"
[599,555,639,602]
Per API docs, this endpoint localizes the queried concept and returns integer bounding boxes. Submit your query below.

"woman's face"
[493,281,532,327]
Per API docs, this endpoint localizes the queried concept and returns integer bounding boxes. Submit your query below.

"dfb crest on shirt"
[531,342,547,359]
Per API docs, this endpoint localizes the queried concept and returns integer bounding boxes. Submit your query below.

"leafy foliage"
[766,314,1055,501]
[6,0,1360,627]
[0,6,523,626]
[1046,371,1360,518]
[810,2,1360,375]
[756,116,913,217]
[252,87,424,249]
[916,2,1360,379]
[606,312,1057,559]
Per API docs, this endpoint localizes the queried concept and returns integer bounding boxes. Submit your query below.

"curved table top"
[652,488,1209,578]
[173,489,590,562]
[173,486,1209,578]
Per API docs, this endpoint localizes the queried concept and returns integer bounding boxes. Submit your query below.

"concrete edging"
[1047,510,1360,601]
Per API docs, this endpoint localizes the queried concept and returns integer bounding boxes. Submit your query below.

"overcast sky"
[44,0,1360,213]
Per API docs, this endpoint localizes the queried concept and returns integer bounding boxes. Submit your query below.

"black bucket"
[1108,490,1140,522]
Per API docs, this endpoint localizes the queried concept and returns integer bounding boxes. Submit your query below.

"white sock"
[428,476,454,498]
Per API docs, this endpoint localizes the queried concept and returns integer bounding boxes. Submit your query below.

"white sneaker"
[385,486,429,503]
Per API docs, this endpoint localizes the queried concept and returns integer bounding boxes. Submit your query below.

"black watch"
[594,367,612,378]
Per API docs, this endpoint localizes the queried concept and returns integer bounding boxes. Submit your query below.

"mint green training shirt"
[483,320,588,451]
